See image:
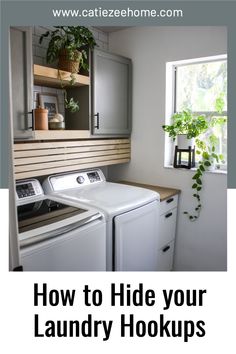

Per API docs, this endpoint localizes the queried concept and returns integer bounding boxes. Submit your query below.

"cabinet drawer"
[157,241,175,271]
[158,207,177,248]
[160,194,178,215]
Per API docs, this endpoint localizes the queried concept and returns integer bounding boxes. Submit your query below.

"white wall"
[108,26,227,271]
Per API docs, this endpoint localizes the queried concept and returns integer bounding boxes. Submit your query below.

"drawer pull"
[166,197,174,204]
[162,245,170,253]
[165,212,173,218]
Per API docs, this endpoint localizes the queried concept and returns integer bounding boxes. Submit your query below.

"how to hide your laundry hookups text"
[34,313,205,342]
[33,283,206,342]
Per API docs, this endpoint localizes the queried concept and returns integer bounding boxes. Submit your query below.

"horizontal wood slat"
[33,130,91,140]
[15,153,131,172]
[14,139,130,150]
[15,149,131,165]
[14,143,130,158]
[14,139,131,180]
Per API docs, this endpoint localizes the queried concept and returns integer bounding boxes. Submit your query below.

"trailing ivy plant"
[183,136,225,221]
[65,96,80,113]
[163,95,227,221]
[57,70,80,113]
[183,96,226,220]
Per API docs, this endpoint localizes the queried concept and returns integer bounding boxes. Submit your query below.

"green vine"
[64,96,80,113]
[183,138,224,221]
[57,70,80,113]
[183,96,226,220]
[162,95,227,221]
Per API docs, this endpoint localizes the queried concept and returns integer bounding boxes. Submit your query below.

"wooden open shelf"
[33,64,90,88]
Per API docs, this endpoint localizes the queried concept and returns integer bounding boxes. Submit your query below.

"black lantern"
[173,145,195,169]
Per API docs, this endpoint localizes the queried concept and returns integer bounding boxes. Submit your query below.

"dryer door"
[114,200,159,271]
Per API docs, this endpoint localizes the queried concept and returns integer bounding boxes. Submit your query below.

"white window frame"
[164,54,227,171]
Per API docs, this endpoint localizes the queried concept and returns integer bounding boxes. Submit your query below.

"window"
[165,55,227,170]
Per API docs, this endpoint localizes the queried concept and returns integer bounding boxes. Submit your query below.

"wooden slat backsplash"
[14,139,131,180]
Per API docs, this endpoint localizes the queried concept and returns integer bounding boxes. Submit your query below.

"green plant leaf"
[215,96,225,113]
[197,187,202,191]
[204,161,211,167]
[192,173,199,180]
[192,183,198,189]
[219,154,224,161]
[199,165,205,172]
[203,152,209,160]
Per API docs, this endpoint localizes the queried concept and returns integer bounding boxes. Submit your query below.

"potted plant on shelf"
[39,26,97,74]
[39,26,96,114]
[162,97,226,220]
[162,110,209,147]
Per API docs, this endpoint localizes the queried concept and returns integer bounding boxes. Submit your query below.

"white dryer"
[43,169,160,271]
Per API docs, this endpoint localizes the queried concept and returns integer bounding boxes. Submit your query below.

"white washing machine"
[43,169,160,271]
[16,178,106,271]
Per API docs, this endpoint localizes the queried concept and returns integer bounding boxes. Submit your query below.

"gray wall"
[108,26,227,271]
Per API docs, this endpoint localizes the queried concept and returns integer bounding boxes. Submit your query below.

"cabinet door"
[114,201,159,271]
[10,27,34,139]
[157,241,175,271]
[91,49,131,136]
[158,207,177,249]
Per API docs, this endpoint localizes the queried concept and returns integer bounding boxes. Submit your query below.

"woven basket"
[58,49,82,73]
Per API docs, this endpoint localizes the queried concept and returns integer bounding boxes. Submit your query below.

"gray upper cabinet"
[91,49,132,136]
[10,27,34,139]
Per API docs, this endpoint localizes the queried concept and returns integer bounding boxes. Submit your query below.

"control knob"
[76,176,85,184]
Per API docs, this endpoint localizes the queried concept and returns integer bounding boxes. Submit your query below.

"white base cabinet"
[157,241,175,271]
[157,194,178,271]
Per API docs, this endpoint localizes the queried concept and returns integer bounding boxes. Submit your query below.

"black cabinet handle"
[94,112,100,129]
[162,245,170,253]
[165,212,173,219]
[13,265,23,271]
[26,110,34,130]
[166,197,174,204]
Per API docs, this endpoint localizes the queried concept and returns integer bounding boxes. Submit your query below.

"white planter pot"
[177,134,195,149]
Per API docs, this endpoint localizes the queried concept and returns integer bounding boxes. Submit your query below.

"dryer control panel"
[45,169,106,192]
[87,171,101,183]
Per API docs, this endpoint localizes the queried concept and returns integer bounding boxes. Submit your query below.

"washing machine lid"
[53,182,159,218]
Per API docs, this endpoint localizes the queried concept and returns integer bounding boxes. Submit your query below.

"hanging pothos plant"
[163,95,227,221]
[39,26,97,114]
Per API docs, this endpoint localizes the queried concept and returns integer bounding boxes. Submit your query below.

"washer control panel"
[16,179,44,201]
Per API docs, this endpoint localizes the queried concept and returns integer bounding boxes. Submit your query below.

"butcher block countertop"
[119,181,181,202]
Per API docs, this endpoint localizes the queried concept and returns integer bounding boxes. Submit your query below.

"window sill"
[164,165,227,175]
